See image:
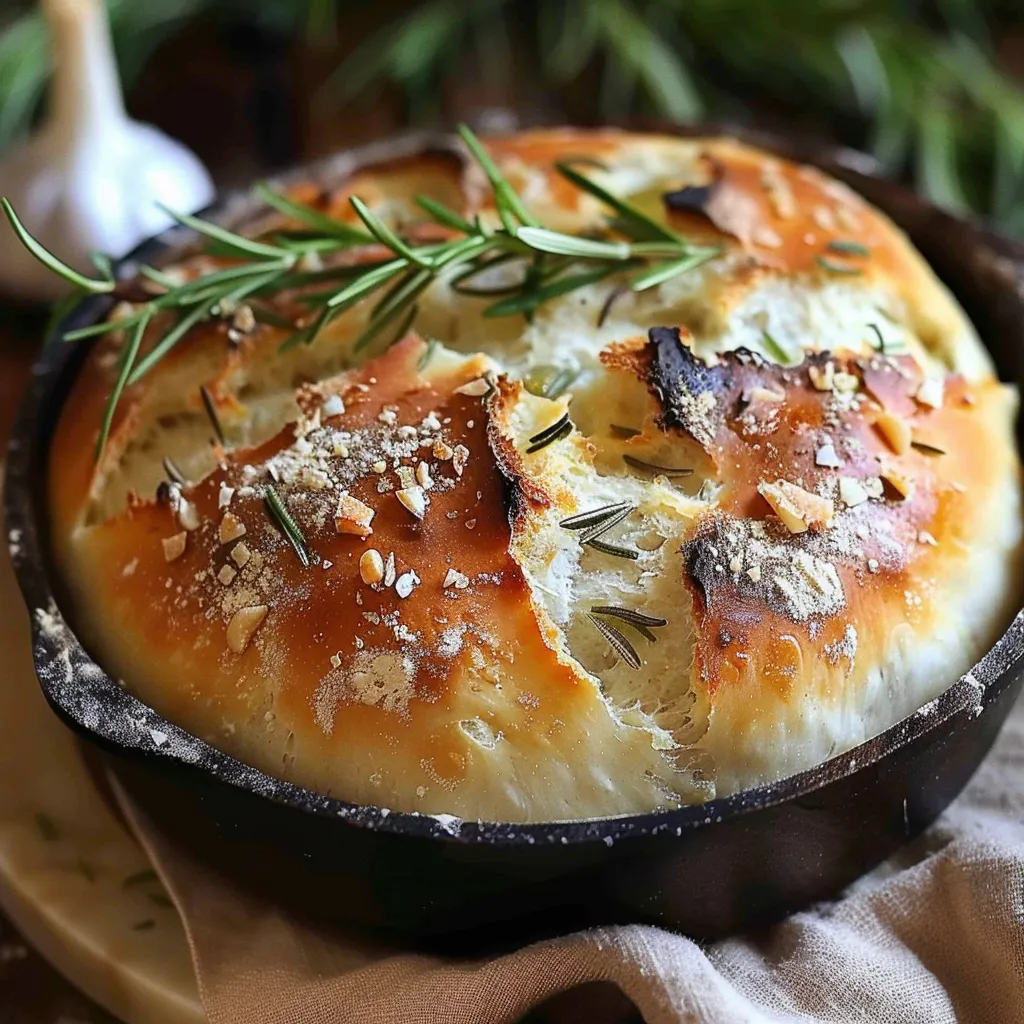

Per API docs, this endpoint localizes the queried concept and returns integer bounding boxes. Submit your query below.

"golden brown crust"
[48,126,1022,819]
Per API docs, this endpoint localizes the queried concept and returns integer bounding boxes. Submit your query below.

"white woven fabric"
[119,692,1024,1024]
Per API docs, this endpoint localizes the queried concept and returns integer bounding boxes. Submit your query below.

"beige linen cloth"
[113,693,1024,1024]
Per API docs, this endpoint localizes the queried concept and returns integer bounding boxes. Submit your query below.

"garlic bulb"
[0,0,214,301]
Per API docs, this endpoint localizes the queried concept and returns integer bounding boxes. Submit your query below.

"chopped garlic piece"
[808,362,834,391]
[219,511,246,545]
[335,493,375,537]
[218,564,237,586]
[454,377,491,397]
[758,479,834,533]
[815,442,842,468]
[218,484,235,509]
[226,605,268,653]
[862,476,884,499]
[320,394,345,418]
[745,386,784,405]
[747,565,762,583]
[443,568,470,590]
[177,499,200,532]
[416,461,433,488]
[875,410,911,455]
[396,486,428,519]
[230,542,251,567]
[881,465,915,500]
[832,371,859,393]
[395,570,421,599]
[359,549,384,585]
[839,476,869,507]
[162,532,187,562]
[433,439,453,460]
[916,378,944,409]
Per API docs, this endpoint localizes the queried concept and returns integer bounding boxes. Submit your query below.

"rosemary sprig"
[263,482,311,567]
[94,311,152,460]
[3,124,721,463]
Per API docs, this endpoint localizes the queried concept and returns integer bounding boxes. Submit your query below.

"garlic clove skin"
[0,0,214,302]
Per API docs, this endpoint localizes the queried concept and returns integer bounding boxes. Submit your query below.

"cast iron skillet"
[6,125,1024,947]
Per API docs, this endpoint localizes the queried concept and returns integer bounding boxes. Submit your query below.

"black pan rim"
[6,123,1024,848]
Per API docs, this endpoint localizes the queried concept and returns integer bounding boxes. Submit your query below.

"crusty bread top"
[48,129,1021,822]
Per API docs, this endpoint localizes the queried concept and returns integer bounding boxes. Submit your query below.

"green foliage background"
[3,0,1024,235]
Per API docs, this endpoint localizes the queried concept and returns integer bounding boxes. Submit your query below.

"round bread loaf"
[49,128,1022,822]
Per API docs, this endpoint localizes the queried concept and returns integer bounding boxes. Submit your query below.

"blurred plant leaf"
[5,0,1024,240]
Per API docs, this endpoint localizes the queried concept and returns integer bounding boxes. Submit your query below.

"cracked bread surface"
[49,128,1022,821]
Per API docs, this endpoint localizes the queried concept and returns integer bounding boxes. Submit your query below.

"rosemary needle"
[622,454,693,477]
[585,538,639,560]
[588,613,642,670]
[199,384,226,447]
[590,605,668,628]
[263,483,311,567]
[162,456,186,485]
